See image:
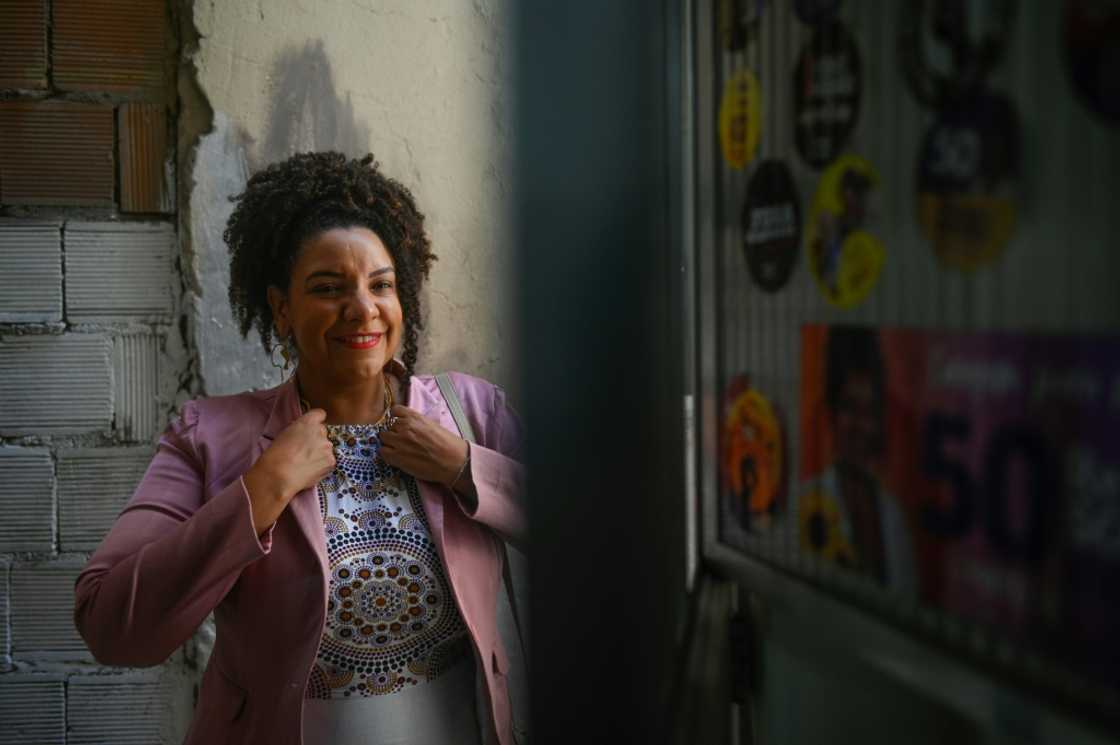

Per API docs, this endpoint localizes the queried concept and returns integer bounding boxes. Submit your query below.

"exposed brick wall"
[0,2,193,742]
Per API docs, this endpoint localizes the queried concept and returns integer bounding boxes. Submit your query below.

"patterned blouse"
[305,422,470,699]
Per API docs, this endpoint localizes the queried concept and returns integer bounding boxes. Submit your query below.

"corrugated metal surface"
[0,221,62,322]
[0,101,114,206]
[113,334,161,442]
[120,104,172,213]
[68,677,169,744]
[52,0,167,96]
[10,561,89,659]
[697,0,1120,727]
[710,1,1120,560]
[0,1,48,89]
[0,448,54,552]
[58,448,150,551]
[65,222,174,321]
[0,678,65,744]
[0,334,112,435]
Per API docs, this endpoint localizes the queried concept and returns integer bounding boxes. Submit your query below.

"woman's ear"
[266,285,290,337]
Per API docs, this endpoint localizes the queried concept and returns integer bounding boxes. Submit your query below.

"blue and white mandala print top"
[305,422,470,700]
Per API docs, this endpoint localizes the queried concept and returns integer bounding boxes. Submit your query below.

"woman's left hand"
[380,405,470,488]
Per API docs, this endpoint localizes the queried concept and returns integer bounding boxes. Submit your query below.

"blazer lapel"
[255,378,330,588]
[407,374,460,556]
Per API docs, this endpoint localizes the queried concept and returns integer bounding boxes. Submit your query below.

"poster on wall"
[797,325,1120,688]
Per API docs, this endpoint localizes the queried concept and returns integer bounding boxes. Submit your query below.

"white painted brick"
[0,334,112,435]
[0,448,54,552]
[10,560,90,661]
[0,677,66,744]
[58,447,151,551]
[0,560,10,671]
[64,222,174,321]
[68,676,170,744]
[113,333,160,442]
[0,220,62,322]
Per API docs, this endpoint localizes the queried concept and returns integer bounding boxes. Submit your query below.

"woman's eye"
[312,285,340,294]
[373,281,394,291]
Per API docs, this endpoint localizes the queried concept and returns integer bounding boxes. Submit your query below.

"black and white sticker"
[793,21,862,169]
[742,160,801,292]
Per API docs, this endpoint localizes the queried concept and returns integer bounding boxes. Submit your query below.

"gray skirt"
[301,655,482,745]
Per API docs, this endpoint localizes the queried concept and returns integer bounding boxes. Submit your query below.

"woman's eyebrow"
[304,267,396,283]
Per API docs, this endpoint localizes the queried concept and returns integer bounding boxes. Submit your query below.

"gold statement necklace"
[298,373,395,442]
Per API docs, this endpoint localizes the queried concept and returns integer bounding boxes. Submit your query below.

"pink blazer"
[74,368,526,745]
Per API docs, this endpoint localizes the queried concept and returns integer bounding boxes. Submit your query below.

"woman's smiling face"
[268,226,403,385]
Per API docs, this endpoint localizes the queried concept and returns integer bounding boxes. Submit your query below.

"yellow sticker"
[806,154,885,308]
[722,384,783,519]
[917,193,1015,271]
[718,70,762,170]
[798,488,857,566]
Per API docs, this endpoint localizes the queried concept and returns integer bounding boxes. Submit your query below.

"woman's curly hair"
[225,152,436,380]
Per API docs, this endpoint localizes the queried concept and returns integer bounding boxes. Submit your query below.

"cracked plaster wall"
[185,0,517,398]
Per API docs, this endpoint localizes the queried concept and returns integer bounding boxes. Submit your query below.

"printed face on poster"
[795,325,1120,689]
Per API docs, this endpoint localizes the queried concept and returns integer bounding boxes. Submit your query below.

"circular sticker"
[799,489,857,566]
[719,70,763,170]
[806,154,884,308]
[793,21,862,169]
[917,92,1019,270]
[742,159,801,292]
[899,0,1017,108]
[720,0,768,51]
[794,0,843,26]
[1064,0,1120,123]
[721,378,783,529]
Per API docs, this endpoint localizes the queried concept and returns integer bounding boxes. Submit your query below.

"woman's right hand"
[242,409,335,534]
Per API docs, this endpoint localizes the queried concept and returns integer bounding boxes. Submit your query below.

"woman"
[74,152,526,745]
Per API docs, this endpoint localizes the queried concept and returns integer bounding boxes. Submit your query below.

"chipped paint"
[188,112,280,394]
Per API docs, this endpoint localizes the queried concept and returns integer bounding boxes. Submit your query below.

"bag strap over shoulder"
[433,373,528,661]
[435,372,477,443]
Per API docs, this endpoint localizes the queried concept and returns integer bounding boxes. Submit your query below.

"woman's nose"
[344,287,379,321]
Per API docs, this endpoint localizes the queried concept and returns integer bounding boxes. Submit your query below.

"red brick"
[0,101,114,206]
[119,104,172,213]
[0,1,48,89]
[53,0,167,97]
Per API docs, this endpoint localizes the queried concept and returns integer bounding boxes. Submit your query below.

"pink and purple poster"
[800,325,1120,687]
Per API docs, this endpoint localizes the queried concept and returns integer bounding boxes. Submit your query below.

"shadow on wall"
[190,39,372,396]
[258,39,371,165]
